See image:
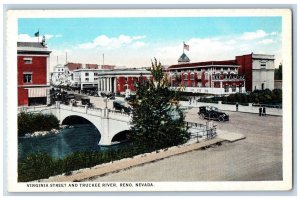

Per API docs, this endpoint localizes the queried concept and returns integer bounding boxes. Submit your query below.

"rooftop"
[169,60,237,69]
[178,53,190,63]
[17,42,51,54]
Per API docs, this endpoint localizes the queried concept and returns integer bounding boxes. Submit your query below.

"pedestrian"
[263,106,266,116]
[259,107,262,116]
[189,97,191,105]
[236,102,239,112]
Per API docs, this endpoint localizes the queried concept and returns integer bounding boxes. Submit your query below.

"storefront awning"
[28,87,47,97]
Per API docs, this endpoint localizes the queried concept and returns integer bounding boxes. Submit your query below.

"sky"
[18,17,282,71]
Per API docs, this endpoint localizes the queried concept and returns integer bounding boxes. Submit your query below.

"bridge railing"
[108,109,132,116]
[18,105,56,114]
[185,121,217,140]
[58,104,132,120]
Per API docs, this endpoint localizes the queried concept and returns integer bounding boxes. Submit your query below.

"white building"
[50,64,71,86]
[251,54,275,91]
[97,68,151,95]
[72,68,103,90]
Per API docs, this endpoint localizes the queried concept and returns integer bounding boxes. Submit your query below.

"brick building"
[236,53,275,91]
[168,53,275,95]
[98,68,151,96]
[17,42,51,106]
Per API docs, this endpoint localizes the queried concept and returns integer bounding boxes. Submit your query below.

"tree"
[129,59,190,151]
[274,63,282,80]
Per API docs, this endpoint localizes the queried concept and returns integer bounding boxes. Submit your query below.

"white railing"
[18,105,55,113]
[58,103,131,119]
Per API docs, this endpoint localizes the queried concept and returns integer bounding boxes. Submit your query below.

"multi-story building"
[168,52,275,95]
[51,63,101,89]
[72,68,101,90]
[50,64,71,86]
[168,53,246,95]
[98,68,151,95]
[17,42,52,106]
[236,53,275,91]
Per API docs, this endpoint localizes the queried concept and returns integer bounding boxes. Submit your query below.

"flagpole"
[183,41,184,54]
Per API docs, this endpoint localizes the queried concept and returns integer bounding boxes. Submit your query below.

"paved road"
[90,110,282,181]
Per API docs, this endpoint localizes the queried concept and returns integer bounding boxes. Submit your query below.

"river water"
[18,124,106,161]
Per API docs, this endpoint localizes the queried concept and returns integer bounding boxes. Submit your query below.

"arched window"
[190,73,195,80]
[184,73,188,80]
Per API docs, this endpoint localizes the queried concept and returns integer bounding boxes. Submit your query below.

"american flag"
[184,43,189,51]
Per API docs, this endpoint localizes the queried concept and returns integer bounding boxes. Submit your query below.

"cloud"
[48,29,281,69]
[270,32,277,36]
[132,41,145,48]
[226,40,237,45]
[240,30,268,40]
[18,34,62,42]
[78,34,147,49]
[258,39,275,45]
[154,29,281,67]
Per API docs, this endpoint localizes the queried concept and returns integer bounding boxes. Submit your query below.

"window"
[204,73,208,80]
[85,78,89,81]
[24,57,32,64]
[94,78,98,80]
[23,73,32,83]
[85,73,89,76]
[184,73,188,80]
[224,85,229,92]
[94,73,98,76]
[232,85,236,92]
[260,61,266,68]
[190,73,194,80]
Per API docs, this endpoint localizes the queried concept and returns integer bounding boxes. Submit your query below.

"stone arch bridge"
[20,103,132,146]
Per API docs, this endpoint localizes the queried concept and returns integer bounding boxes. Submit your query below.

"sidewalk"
[180,101,282,116]
[42,131,245,182]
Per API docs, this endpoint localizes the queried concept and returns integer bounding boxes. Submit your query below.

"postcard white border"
[6,9,293,192]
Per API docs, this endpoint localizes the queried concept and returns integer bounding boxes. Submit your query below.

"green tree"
[129,59,190,151]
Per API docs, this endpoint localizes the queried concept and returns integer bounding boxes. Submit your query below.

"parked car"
[81,96,90,105]
[198,106,229,122]
[113,100,132,113]
[125,94,136,102]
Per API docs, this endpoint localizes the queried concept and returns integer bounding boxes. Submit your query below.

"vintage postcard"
[6,9,292,192]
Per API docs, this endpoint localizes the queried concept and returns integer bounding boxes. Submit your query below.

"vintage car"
[113,100,132,113]
[198,106,229,122]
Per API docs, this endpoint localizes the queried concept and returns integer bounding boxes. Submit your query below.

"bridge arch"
[62,115,96,126]
[60,114,103,142]
[111,130,131,143]
[53,104,132,146]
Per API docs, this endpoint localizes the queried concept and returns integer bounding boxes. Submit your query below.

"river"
[18,124,109,161]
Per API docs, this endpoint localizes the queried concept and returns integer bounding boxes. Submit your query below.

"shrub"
[18,113,59,136]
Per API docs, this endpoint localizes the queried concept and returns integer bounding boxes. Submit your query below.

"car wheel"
[218,116,224,122]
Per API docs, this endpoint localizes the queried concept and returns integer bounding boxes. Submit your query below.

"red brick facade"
[17,42,51,106]
[18,56,47,85]
[235,54,253,92]
[116,76,148,93]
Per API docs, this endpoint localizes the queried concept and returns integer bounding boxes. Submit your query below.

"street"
[89,109,282,181]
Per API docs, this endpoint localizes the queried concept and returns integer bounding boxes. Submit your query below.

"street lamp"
[104,96,109,109]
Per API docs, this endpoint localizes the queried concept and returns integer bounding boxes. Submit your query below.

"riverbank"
[41,131,245,182]
[22,125,73,138]
[18,112,60,137]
